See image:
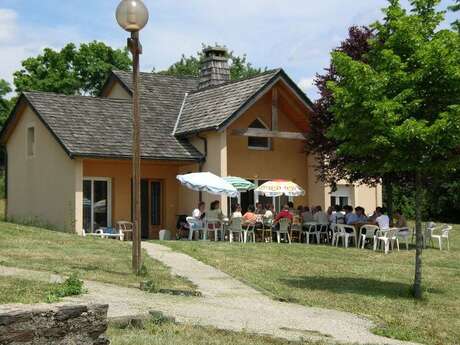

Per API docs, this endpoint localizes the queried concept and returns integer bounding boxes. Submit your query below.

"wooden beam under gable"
[231,128,306,141]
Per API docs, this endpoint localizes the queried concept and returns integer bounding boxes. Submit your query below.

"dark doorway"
[141,179,150,239]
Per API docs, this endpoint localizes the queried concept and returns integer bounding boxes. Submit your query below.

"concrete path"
[0,246,421,345]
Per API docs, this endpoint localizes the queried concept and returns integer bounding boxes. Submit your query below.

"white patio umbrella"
[255,179,305,197]
[176,172,238,197]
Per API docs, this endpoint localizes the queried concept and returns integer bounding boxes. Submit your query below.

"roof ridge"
[188,68,282,94]
[114,69,199,81]
[173,92,188,136]
[23,91,131,103]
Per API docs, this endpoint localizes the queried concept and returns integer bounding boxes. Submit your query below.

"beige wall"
[83,159,190,239]
[6,106,82,233]
[226,91,309,207]
[104,81,131,100]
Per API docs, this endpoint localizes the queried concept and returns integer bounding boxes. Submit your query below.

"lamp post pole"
[116,0,149,275]
[129,31,142,274]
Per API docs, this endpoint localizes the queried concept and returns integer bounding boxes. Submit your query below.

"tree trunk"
[413,170,423,299]
[385,178,394,225]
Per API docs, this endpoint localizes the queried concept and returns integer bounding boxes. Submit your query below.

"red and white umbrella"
[255,179,305,197]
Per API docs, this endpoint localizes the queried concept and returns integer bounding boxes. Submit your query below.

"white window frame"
[330,185,352,207]
[248,117,272,151]
[84,177,112,233]
[25,124,36,159]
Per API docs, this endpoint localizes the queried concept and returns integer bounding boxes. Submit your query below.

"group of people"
[190,200,408,236]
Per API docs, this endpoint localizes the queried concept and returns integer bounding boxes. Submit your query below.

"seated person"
[264,203,274,220]
[231,204,243,218]
[330,205,345,224]
[192,201,206,227]
[243,205,258,225]
[394,209,409,233]
[371,207,390,230]
[313,206,329,224]
[255,202,265,215]
[288,201,296,215]
[301,207,314,223]
[343,205,354,224]
[347,206,368,225]
[207,200,224,222]
[274,204,293,224]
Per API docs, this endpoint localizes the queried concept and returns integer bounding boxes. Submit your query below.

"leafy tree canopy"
[13,41,131,96]
[0,79,13,127]
[326,0,460,298]
[158,45,266,80]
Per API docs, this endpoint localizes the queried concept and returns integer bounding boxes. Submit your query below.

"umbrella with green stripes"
[223,176,256,192]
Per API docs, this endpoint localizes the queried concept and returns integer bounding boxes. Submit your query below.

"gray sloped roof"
[174,69,282,136]
[22,91,203,161]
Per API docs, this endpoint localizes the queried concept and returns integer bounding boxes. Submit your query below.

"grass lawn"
[0,221,195,293]
[164,226,460,345]
[0,276,58,304]
[108,320,327,345]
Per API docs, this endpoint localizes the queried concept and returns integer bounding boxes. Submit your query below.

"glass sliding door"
[83,178,112,233]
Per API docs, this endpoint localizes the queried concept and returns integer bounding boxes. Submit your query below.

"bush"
[47,273,85,303]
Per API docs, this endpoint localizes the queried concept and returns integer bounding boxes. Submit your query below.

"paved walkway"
[0,244,421,345]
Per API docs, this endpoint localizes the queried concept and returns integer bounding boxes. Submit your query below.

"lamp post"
[116,0,149,274]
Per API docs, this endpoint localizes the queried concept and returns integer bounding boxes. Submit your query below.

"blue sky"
[0,0,457,100]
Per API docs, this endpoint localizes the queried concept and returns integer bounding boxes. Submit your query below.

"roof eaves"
[73,152,202,162]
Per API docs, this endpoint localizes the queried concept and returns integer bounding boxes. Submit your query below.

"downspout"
[197,134,207,203]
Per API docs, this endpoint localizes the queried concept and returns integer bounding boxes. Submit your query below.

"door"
[140,179,163,239]
[83,178,112,233]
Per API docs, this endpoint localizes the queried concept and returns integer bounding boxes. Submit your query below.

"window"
[83,178,112,233]
[248,118,271,150]
[27,126,35,157]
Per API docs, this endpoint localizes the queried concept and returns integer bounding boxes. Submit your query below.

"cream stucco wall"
[105,81,131,100]
[6,106,82,233]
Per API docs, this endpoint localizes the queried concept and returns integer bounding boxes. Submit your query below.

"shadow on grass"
[280,276,444,299]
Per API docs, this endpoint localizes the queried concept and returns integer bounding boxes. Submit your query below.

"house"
[0,46,382,239]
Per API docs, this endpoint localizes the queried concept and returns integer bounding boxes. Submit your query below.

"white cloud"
[298,77,315,93]
[0,8,81,94]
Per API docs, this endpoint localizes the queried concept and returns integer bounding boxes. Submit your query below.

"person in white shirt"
[313,206,329,224]
[373,207,390,230]
[231,204,243,218]
[330,205,345,224]
[192,202,206,227]
[264,204,274,220]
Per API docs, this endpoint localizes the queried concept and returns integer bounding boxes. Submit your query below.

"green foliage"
[159,45,266,80]
[449,0,460,32]
[13,41,131,96]
[46,273,85,303]
[0,79,13,127]
[328,0,460,183]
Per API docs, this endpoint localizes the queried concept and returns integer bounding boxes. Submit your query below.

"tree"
[159,46,266,80]
[13,41,131,96]
[0,79,13,127]
[327,0,460,298]
[449,0,460,32]
[307,26,376,186]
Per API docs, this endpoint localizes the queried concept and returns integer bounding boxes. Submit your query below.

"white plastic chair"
[317,223,329,244]
[331,223,340,246]
[206,218,224,241]
[186,217,204,241]
[336,224,358,248]
[374,228,399,254]
[421,222,437,248]
[396,227,411,250]
[262,217,273,242]
[276,218,292,244]
[243,222,256,243]
[302,222,318,244]
[359,224,379,249]
[431,224,452,251]
[227,217,244,243]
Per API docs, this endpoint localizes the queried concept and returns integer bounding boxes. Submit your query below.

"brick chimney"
[199,46,230,89]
